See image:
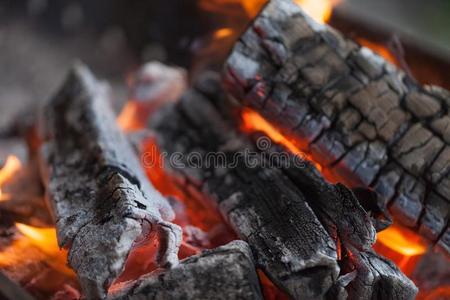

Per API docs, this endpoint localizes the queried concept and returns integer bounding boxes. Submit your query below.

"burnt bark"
[151,89,339,299]
[39,64,181,299]
[224,0,450,254]
[150,79,416,299]
[110,241,263,300]
[341,247,418,299]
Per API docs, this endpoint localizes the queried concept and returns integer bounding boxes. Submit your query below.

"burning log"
[224,0,450,254]
[39,64,182,299]
[110,241,263,300]
[341,248,418,299]
[151,86,339,299]
[149,77,417,299]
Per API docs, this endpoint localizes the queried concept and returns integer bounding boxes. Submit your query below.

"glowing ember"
[213,27,234,40]
[377,224,427,257]
[374,224,428,276]
[15,223,73,276]
[0,155,22,202]
[358,38,399,66]
[117,102,143,132]
[241,109,322,171]
[295,0,341,24]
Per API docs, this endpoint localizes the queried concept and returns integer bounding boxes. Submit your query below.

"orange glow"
[117,102,143,132]
[14,223,73,276]
[0,223,73,278]
[213,27,234,40]
[141,138,235,244]
[374,224,428,276]
[257,269,289,300]
[295,0,341,24]
[358,38,399,66]
[241,109,322,171]
[377,224,427,256]
[0,155,22,202]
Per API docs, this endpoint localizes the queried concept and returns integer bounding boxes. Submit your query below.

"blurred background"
[0,0,449,133]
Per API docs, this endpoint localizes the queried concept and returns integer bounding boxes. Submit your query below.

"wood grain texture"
[39,64,181,299]
[224,0,449,254]
[110,241,263,300]
[150,77,416,299]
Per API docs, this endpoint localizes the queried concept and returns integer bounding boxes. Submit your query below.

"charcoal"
[110,241,263,300]
[341,248,418,299]
[224,0,450,253]
[39,64,181,299]
[151,89,339,299]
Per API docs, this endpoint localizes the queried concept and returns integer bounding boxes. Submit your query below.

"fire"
[241,109,322,171]
[199,0,341,23]
[117,102,143,132]
[213,27,234,40]
[374,224,428,276]
[0,223,73,277]
[295,0,341,24]
[357,38,398,66]
[15,223,73,276]
[0,155,22,202]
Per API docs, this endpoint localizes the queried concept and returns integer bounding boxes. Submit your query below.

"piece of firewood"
[150,88,339,299]
[150,75,418,299]
[224,0,449,254]
[341,247,418,299]
[39,64,182,299]
[110,241,263,300]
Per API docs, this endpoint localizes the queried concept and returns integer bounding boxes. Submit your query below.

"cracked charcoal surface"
[150,77,416,299]
[151,88,339,299]
[111,241,263,300]
[224,0,450,255]
[40,64,181,299]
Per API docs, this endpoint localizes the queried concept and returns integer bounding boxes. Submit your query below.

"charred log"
[341,247,418,299]
[224,0,450,254]
[150,79,417,299]
[39,64,182,299]
[110,241,263,300]
[151,89,339,299]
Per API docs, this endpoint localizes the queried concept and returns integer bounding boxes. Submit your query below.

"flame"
[117,102,143,132]
[376,224,427,257]
[241,109,322,171]
[374,224,428,275]
[357,38,398,66]
[0,155,22,202]
[213,27,234,40]
[14,223,73,276]
[295,0,341,24]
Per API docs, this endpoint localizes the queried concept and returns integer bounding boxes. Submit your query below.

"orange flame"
[14,223,73,276]
[374,224,428,276]
[213,27,234,40]
[357,38,399,66]
[0,155,22,202]
[295,0,341,24]
[241,109,322,171]
[117,102,143,132]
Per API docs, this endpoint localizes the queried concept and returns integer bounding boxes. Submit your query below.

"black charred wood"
[224,0,450,253]
[110,241,263,300]
[151,88,339,299]
[39,64,181,299]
